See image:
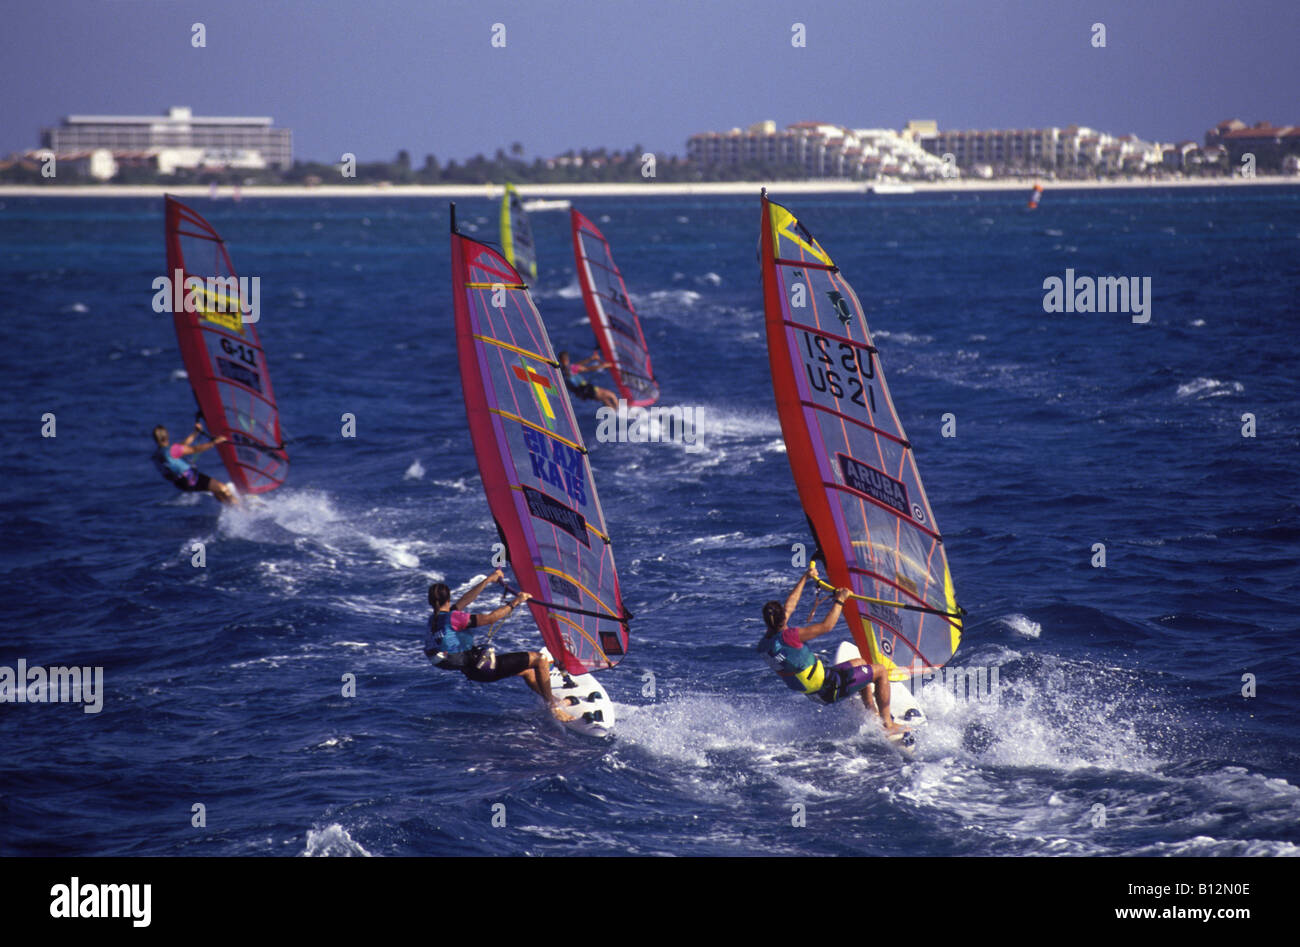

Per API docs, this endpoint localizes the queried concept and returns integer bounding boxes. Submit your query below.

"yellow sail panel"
[500,183,538,282]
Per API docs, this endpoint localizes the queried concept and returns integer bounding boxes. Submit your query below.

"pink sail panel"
[760,191,961,680]
[164,196,287,494]
[571,209,659,407]
[452,209,630,674]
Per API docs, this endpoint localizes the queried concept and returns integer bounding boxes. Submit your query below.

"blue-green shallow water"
[0,187,1297,856]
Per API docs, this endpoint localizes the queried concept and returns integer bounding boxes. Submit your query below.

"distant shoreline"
[0,176,1296,199]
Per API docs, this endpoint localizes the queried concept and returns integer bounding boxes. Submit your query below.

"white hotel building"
[687,120,949,179]
[37,106,292,177]
[689,120,1167,178]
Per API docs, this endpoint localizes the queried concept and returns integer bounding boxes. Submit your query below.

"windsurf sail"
[759,190,963,683]
[571,209,659,407]
[500,183,538,283]
[1028,183,1044,210]
[164,196,288,494]
[451,204,631,675]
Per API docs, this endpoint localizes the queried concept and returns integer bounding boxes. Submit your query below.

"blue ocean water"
[1,187,1297,857]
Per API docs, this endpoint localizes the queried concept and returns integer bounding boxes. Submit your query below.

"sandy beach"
[0,176,1295,199]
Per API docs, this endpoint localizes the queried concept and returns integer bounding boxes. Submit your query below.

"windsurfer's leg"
[212,482,238,505]
[859,678,878,714]
[870,664,903,732]
[525,652,574,721]
[841,658,898,729]
[518,668,543,697]
[595,387,618,411]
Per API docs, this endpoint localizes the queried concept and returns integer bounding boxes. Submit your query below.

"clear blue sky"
[3,0,1297,162]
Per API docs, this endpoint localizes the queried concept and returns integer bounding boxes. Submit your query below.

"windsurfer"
[151,423,238,504]
[424,570,575,722]
[557,350,619,411]
[756,564,905,732]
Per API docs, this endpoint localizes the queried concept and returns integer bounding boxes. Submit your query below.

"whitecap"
[300,824,372,857]
[1001,614,1042,638]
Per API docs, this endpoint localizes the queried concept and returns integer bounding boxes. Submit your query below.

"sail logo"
[512,362,556,427]
[827,290,853,327]
[151,270,260,328]
[863,598,901,628]
[836,453,910,517]
[547,572,581,602]
[216,357,262,393]
[522,486,590,547]
[522,428,587,506]
[1042,269,1151,324]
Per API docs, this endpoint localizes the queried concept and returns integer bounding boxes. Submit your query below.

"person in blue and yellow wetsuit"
[424,569,574,722]
[757,564,905,733]
[151,423,238,504]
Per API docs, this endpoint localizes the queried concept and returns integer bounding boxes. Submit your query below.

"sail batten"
[760,192,961,682]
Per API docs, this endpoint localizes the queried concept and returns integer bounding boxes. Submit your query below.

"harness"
[425,611,470,670]
[560,362,594,398]
[152,446,194,486]
[757,628,826,699]
[425,609,496,674]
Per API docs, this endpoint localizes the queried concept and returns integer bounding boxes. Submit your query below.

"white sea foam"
[608,646,1300,855]
[1002,614,1042,638]
[1176,377,1243,399]
[215,489,429,574]
[300,824,373,857]
[404,459,425,480]
[644,288,701,309]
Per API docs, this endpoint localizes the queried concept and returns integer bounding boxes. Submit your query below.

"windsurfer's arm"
[783,564,817,621]
[180,436,225,457]
[575,353,610,372]
[476,591,531,626]
[454,569,505,610]
[800,587,849,642]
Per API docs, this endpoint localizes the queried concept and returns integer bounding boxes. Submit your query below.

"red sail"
[452,209,630,674]
[760,191,962,681]
[571,209,659,407]
[164,197,287,494]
